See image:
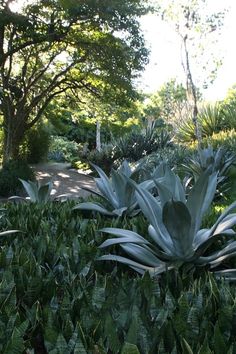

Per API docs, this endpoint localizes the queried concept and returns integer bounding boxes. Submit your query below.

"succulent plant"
[73,160,153,217]
[9,179,53,203]
[98,168,236,276]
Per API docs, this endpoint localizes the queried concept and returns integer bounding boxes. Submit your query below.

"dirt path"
[32,162,96,200]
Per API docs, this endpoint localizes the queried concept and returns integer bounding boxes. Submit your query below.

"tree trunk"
[96,120,101,152]
[2,121,26,164]
[182,36,202,152]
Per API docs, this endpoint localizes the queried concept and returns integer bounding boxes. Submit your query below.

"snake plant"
[73,160,153,217]
[99,168,236,276]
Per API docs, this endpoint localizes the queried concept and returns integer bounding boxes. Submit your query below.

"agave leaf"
[187,171,217,235]
[100,228,149,243]
[95,178,118,208]
[163,200,193,258]
[121,243,163,267]
[97,254,156,271]
[112,207,128,217]
[202,241,236,263]
[91,163,118,207]
[19,179,38,202]
[209,201,236,236]
[73,202,114,216]
[148,224,174,255]
[213,213,236,235]
[118,160,132,177]
[38,182,52,203]
[99,236,150,249]
[214,269,236,280]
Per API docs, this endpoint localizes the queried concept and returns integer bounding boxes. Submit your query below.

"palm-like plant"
[73,160,153,217]
[98,168,236,276]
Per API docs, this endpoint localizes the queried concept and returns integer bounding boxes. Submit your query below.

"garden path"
[32,162,96,200]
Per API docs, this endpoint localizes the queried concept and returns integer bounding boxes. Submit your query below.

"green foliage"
[177,103,225,142]
[181,146,236,199]
[24,124,51,163]
[114,123,173,162]
[80,144,119,175]
[99,166,236,276]
[18,179,53,203]
[74,160,152,217]
[48,136,81,162]
[1,202,236,352]
[0,160,35,197]
[0,202,236,354]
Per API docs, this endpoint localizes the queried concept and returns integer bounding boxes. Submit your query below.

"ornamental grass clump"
[99,166,236,277]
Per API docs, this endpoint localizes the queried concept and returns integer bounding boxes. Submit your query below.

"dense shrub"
[0,159,35,197]
[114,127,173,162]
[80,144,120,175]
[0,202,236,352]
[48,136,81,162]
[25,124,51,163]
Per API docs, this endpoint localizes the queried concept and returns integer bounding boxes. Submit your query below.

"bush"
[48,136,81,162]
[0,159,35,197]
[81,144,120,175]
[114,127,173,162]
[25,125,51,163]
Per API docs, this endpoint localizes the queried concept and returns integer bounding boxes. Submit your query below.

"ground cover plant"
[1,201,236,353]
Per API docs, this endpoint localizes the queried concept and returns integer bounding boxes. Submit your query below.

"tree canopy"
[0,0,150,161]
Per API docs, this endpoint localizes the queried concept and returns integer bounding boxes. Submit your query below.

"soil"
[31,162,96,200]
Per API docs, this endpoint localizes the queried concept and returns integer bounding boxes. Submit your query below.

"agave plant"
[98,168,236,276]
[73,160,153,217]
[9,179,53,203]
[182,146,236,198]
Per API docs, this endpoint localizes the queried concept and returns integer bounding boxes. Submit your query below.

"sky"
[139,0,236,101]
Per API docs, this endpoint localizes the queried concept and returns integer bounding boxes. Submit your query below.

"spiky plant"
[9,179,53,203]
[98,167,236,276]
[73,160,153,217]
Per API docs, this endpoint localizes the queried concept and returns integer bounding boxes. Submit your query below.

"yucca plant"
[73,160,153,217]
[99,167,236,276]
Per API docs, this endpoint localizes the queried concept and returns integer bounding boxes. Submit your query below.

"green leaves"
[74,161,148,217]
[19,179,53,203]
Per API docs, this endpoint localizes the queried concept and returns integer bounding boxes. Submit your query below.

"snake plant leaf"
[73,202,114,216]
[163,200,193,259]
[187,171,217,235]
[0,230,20,236]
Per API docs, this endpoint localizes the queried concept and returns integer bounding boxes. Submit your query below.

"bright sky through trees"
[139,0,236,101]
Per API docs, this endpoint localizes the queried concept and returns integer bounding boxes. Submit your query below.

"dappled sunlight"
[34,164,96,199]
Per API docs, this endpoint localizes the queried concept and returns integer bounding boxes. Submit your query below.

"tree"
[158,0,225,146]
[0,0,150,162]
[144,79,189,127]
